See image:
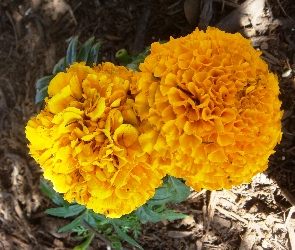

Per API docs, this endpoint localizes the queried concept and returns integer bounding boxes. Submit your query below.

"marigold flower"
[26,62,164,218]
[134,27,283,191]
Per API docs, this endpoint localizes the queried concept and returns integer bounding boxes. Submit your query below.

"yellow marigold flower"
[26,62,164,218]
[134,27,283,191]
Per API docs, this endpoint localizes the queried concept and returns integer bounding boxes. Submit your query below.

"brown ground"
[0,0,295,249]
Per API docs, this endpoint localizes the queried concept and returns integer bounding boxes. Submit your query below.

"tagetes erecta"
[26,62,164,218]
[134,27,283,191]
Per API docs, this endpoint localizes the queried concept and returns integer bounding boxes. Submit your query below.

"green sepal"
[77,37,95,63]
[40,179,66,206]
[73,232,94,250]
[66,36,79,67]
[52,57,67,75]
[45,204,86,218]
[86,41,102,66]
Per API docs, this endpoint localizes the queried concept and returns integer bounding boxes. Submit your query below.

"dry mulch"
[0,0,295,249]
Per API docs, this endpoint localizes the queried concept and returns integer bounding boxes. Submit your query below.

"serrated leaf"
[83,211,101,229]
[136,205,187,224]
[111,218,135,228]
[158,210,187,221]
[77,37,95,63]
[148,183,173,201]
[35,86,48,104]
[73,232,94,250]
[36,75,54,89]
[45,204,86,218]
[86,41,102,66]
[136,205,165,223]
[168,176,190,203]
[111,222,143,250]
[58,213,85,233]
[147,176,190,206]
[153,204,166,213]
[110,239,122,250]
[66,36,78,67]
[53,57,67,75]
[40,179,65,206]
[88,211,109,226]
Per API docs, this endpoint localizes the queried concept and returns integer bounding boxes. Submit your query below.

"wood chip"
[206,190,218,231]
[198,0,213,30]
[216,205,248,225]
[167,230,193,238]
[261,49,282,65]
[216,0,265,32]
[184,0,202,26]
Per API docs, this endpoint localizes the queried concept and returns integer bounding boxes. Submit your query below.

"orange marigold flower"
[26,62,164,218]
[134,27,283,191]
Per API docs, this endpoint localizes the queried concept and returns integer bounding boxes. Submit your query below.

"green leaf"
[109,236,122,250]
[111,218,135,228]
[147,176,190,205]
[53,57,67,75]
[45,204,86,218]
[153,204,166,213]
[159,210,188,221]
[40,179,65,206]
[86,41,102,66]
[36,75,54,89]
[148,182,173,203]
[83,211,103,229]
[126,46,150,71]
[58,213,85,233]
[136,205,187,224]
[66,36,78,67]
[73,232,94,250]
[77,37,95,63]
[136,205,164,223]
[104,227,112,235]
[168,176,191,203]
[35,86,48,104]
[88,211,110,227]
[111,222,143,250]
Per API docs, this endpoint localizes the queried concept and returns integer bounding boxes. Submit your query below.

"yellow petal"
[87,97,106,121]
[48,72,74,97]
[113,124,139,147]
[208,149,227,162]
[217,133,234,146]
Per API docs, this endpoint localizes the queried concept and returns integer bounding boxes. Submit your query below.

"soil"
[0,0,295,249]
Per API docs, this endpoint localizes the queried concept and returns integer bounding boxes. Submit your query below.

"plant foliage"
[35,36,102,104]
[40,176,189,249]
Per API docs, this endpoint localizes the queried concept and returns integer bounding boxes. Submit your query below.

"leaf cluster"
[40,176,189,250]
[35,36,102,104]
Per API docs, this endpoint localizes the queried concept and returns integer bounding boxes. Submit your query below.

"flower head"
[26,62,164,218]
[134,27,283,191]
